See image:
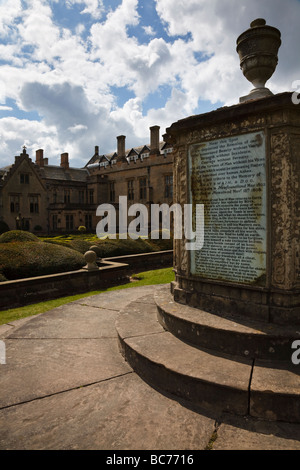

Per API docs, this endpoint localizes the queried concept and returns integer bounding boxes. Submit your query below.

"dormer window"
[161,147,173,156]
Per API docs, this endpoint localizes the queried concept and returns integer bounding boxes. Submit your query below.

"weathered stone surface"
[250,360,300,423]
[214,416,300,450]
[0,338,131,408]
[72,284,164,310]
[118,290,300,423]
[117,297,253,416]
[155,287,300,360]
[0,286,300,450]
[166,92,300,325]
[0,373,215,450]
[6,303,119,339]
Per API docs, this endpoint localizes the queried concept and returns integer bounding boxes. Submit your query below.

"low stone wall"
[0,250,173,311]
[103,250,173,273]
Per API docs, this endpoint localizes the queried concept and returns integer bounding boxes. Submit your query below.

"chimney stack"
[36,149,44,167]
[95,146,99,156]
[150,125,160,154]
[117,135,127,162]
[60,152,69,169]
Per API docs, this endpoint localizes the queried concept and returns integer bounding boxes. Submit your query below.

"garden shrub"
[0,230,40,243]
[40,231,173,257]
[69,239,91,253]
[42,238,71,249]
[87,238,154,258]
[0,242,85,280]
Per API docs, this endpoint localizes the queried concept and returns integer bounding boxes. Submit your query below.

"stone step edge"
[154,288,299,361]
[117,328,252,418]
[115,295,300,423]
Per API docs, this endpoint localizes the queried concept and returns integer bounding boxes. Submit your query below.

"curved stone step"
[116,297,252,417]
[155,287,299,361]
[250,359,300,423]
[116,292,300,423]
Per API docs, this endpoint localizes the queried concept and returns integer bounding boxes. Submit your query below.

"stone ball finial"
[83,250,99,271]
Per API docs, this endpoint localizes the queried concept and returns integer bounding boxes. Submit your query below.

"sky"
[0,0,299,169]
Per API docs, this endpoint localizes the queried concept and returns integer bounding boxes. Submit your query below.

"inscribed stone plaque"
[189,131,267,285]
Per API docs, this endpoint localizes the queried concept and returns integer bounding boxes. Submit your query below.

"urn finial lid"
[250,18,266,28]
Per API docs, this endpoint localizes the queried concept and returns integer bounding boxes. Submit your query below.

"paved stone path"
[0,285,300,450]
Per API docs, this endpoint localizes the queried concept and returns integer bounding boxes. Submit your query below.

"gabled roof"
[160,141,173,150]
[139,145,151,155]
[99,155,110,163]
[127,148,139,158]
[1,148,46,190]
[86,141,168,167]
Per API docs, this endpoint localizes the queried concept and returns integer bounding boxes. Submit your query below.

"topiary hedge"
[88,237,154,258]
[41,233,173,257]
[0,241,85,280]
[0,230,40,243]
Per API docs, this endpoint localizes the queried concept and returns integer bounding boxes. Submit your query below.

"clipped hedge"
[88,237,154,258]
[41,233,173,256]
[0,241,85,280]
[0,230,40,243]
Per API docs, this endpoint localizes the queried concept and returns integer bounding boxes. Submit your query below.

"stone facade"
[0,126,173,234]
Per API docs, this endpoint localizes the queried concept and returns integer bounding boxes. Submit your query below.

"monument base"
[239,86,273,103]
[171,279,300,325]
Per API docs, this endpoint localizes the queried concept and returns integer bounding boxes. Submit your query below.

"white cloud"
[0,0,22,37]
[75,23,86,35]
[0,0,299,169]
[0,116,58,165]
[143,25,156,36]
[66,0,104,19]
[68,124,88,133]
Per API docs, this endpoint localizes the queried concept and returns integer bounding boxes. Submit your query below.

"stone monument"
[116,20,300,424]
[165,19,299,327]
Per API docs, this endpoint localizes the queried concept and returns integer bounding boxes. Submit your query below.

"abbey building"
[0,126,173,234]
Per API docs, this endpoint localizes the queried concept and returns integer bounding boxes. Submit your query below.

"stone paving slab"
[6,304,119,339]
[0,338,131,408]
[72,285,164,310]
[0,373,215,450]
[0,285,300,450]
[214,415,300,450]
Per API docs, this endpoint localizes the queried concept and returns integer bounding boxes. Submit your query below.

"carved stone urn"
[236,18,281,102]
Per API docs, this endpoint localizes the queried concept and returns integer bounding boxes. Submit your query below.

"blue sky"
[0,0,299,168]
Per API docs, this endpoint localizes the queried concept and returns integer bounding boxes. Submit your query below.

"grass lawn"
[0,267,174,326]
